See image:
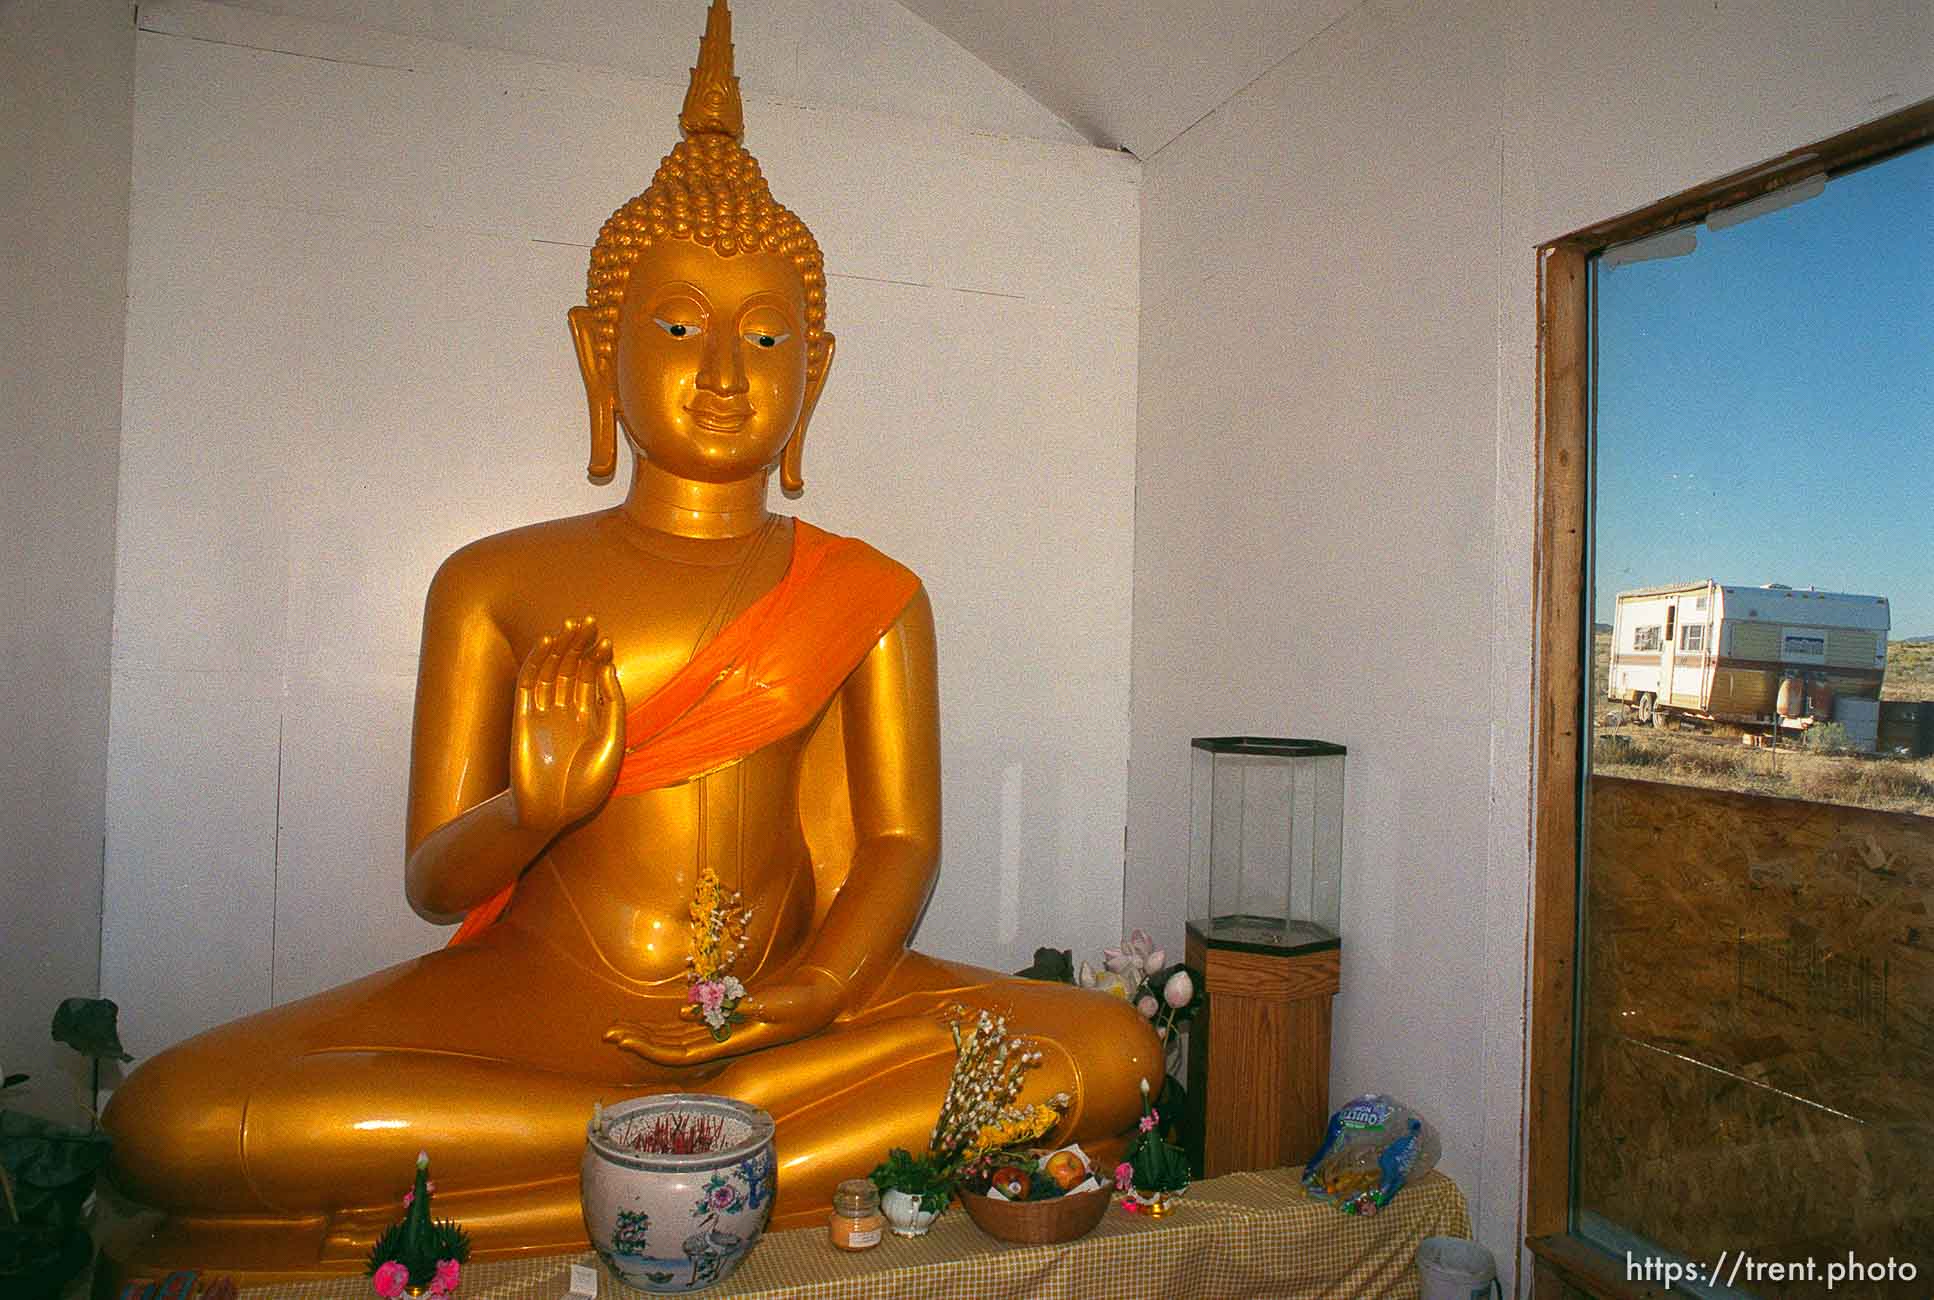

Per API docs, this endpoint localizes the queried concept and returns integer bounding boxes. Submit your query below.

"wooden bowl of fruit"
[959,1146,1112,1245]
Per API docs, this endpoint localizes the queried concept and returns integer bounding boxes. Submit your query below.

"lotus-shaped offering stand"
[581,1094,776,1293]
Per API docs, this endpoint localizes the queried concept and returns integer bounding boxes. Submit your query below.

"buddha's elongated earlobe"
[781,333,836,494]
[568,306,618,480]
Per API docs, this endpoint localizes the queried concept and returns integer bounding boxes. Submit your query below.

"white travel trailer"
[1606,580,1889,732]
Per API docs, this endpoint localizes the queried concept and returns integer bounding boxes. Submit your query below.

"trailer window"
[1782,631,1825,659]
[1543,131,1934,1294]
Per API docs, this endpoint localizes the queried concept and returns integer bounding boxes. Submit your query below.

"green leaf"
[1,1113,113,1190]
[869,1147,954,1211]
[1014,947,1074,984]
[0,1113,110,1233]
[50,999,132,1063]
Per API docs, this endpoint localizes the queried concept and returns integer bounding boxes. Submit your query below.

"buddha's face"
[612,239,812,483]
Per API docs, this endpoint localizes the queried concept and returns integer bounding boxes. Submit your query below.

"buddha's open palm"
[509,616,625,834]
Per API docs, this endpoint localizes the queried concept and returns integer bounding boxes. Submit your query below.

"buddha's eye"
[653,317,702,339]
[744,331,789,349]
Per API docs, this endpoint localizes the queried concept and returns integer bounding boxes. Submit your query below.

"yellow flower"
[687,864,747,983]
[963,1104,1061,1162]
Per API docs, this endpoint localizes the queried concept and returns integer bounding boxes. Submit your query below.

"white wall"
[1127,0,1934,1292]
[103,0,1139,1058]
[0,0,134,1123]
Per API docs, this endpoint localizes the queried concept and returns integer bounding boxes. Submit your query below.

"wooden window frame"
[1525,98,1934,1300]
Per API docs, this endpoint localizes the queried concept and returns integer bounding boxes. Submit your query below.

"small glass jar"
[828,1178,885,1251]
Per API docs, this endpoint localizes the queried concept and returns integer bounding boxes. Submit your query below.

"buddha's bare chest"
[493,525,818,982]
[497,528,794,706]
[521,747,818,986]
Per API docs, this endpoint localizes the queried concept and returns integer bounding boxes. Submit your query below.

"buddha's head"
[568,0,834,492]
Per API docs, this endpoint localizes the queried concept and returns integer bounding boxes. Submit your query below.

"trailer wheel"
[1636,693,1655,725]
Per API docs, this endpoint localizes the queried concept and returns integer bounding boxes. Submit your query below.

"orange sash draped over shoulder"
[448,520,920,947]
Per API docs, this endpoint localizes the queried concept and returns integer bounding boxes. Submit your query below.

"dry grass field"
[1590,632,1934,819]
[1888,637,1934,699]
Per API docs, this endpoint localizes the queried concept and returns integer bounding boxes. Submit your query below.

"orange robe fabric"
[449,521,920,946]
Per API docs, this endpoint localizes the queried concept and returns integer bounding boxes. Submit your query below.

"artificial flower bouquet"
[1019,927,1204,1143]
[867,1006,1070,1237]
[365,1152,469,1297]
[685,863,752,1041]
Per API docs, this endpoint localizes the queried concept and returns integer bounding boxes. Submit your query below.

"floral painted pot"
[879,1188,941,1237]
[581,1094,776,1293]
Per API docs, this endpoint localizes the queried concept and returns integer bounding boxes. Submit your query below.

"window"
[1529,101,1934,1300]
[1782,631,1826,661]
[1633,625,1661,653]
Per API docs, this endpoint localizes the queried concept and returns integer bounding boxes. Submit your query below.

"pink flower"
[690,980,726,1014]
[1113,1161,1134,1192]
[1163,969,1194,1009]
[1136,994,1159,1019]
[709,1185,736,1210]
[430,1258,461,1295]
[371,1260,408,1298]
[403,1180,435,1208]
[1138,1112,1157,1134]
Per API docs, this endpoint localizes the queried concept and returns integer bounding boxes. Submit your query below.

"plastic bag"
[1301,1094,1440,1215]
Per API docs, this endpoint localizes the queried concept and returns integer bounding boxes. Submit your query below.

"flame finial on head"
[679,0,744,141]
[576,0,830,488]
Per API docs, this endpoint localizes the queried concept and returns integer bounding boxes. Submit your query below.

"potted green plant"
[866,1148,952,1237]
[1,998,132,1299]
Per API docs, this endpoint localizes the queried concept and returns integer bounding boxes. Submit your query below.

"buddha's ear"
[568,306,618,481]
[780,332,835,495]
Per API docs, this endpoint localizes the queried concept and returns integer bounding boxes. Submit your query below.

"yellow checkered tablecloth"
[239,1168,1469,1300]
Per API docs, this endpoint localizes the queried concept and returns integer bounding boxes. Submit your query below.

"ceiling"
[895,0,1361,158]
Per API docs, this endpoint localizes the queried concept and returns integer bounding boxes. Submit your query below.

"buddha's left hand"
[603,967,846,1066]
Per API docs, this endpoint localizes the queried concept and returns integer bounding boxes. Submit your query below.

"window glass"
[1783,631,1826,661]
[1580,143,1933,1296]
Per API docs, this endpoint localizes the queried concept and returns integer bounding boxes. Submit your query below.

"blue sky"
[1594,142,1934,637]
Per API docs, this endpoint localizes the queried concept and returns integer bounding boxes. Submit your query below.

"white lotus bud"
[1163,969,1195,1009]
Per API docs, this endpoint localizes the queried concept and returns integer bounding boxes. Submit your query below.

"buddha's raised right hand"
[509,616,626,834]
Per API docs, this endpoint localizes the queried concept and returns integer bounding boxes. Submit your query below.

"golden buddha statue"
[102,0,1160,1278]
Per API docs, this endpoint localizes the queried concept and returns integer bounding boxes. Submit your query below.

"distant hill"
[1887,639,1933,700]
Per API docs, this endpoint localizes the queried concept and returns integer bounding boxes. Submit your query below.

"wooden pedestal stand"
[1184,922,1341,1178]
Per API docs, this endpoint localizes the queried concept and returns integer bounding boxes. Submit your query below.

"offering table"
[233,1169,1469,1300]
